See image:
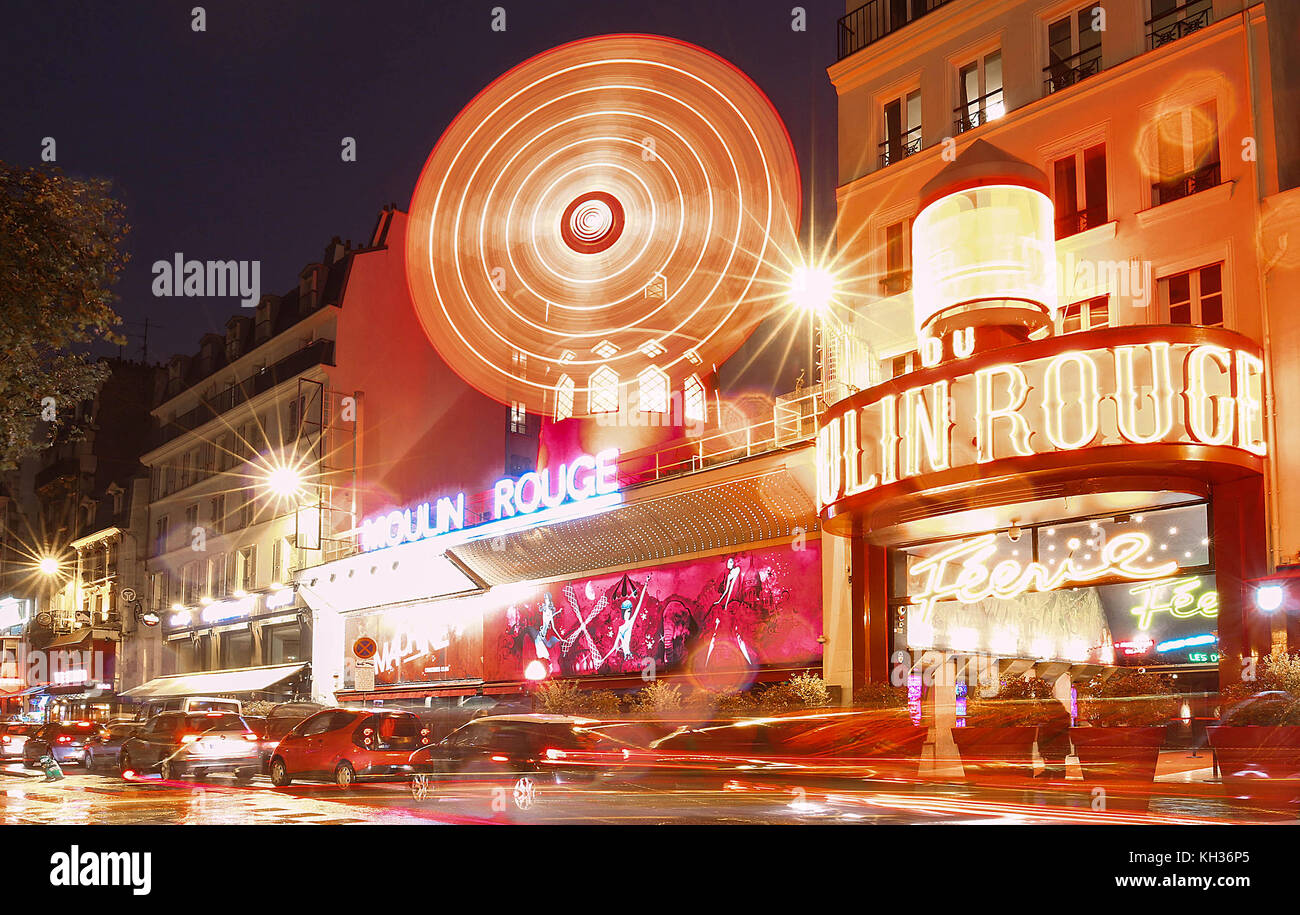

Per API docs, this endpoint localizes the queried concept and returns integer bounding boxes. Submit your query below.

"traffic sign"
[353,636,377,660]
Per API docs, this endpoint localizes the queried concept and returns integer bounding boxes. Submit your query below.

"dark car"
[118,711,260,782]
[22,720,104,768]
[270,709,432,788]
[0,722,40,760]
[85,721,144,771]
[404,714,635,809]
[256,703,324,773]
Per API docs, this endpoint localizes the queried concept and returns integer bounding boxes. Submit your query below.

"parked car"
[141,696,242,718]
[0,722,40,760]
[118,711,260,781]
[22,720,104,768]
[85,721,144,771]
[269,708,432,788]
[403,714,637,808]
[254,703,324,773]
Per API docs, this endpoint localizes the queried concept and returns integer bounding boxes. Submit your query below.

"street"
[0,761,1286,826]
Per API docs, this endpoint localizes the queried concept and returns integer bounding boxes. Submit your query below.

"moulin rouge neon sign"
[908,531,1178,622]
[817,339,1266,507]
[360,449,620,552]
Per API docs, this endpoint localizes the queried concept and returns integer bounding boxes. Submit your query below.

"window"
[1161,263,1224,327]
[208,553,226,599]
[882,219,913,294]
[154,516,169,556]
[209,494,225,535]
[1059,296,1111,333]
[956,50,1003,133]
[149,571,169,611]
[509,401,528,434]
[190,634,210,673]
[270,538,283,586]
[180,451,192,490]
[553,375,575,422]
[1052,143,1108,238]
[184,504,198,540]
[220,629,252,668]
[238,489,255,529]
[1148,0,1212,50]
[637,366,670,414]
[1152,100,1220,206]
[1046,5,1103,95]
[684,375,707,425]
[265,623,301,665]
[588,366,619,414]
[888,352,917,380]
[236,545,256,591]
[881,89,922,167]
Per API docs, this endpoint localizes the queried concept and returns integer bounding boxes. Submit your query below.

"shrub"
[965,676,1067,727]
[1078,669,1179,727]
[852,682,909,710]
[534,679,582,715]
[627,681,685,719]
[578,690,623,719]
[686,688,758,718]
[758,672,831,714]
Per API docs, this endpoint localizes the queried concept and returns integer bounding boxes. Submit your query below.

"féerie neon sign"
[1128,576,1218,630]
[908,531,1178,622]
[359,448,620,552]
[818,338,1266,507]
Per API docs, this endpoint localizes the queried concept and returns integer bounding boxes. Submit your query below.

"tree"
[0,162,128,470]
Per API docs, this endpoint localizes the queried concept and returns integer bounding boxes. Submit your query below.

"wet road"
[1,762,1283,825]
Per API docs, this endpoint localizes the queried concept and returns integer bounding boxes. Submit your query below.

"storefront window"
[265,624,301,665]
[888,501,1216,668]
[220,629,253,669]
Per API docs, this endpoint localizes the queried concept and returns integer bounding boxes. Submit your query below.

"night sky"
[2,0,842,393]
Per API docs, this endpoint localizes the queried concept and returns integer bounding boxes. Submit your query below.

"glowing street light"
[1256,583,1285,612]
[523,659,549,682]
[789,265,835,313]
[37,557,60,576]
[265,465,305,500]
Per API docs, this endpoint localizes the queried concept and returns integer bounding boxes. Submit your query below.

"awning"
[119,663,306,699]
[43,630,92,650]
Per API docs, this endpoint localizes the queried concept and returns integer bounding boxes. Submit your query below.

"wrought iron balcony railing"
[879,126,923,169]
[1151,161,1221,207]
[954,89,1005,134]
[1043,46,1102,95]
[1054,205,1108,239]
[838,0,957,61]
[1148,1,1213,51]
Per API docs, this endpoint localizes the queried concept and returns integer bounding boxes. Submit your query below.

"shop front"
[302,447,826,710]
[818,323,1269,695]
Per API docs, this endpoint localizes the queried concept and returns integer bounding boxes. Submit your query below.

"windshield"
[183,714,250,733]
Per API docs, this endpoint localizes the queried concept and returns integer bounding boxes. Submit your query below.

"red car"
[269,708,431,788]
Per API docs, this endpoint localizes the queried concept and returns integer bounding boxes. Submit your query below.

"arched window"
[638,365,669,414]
[684,374,707,424]
[553,375,575,422]
[588,366,619,414]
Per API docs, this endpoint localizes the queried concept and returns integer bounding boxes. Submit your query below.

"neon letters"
[1129,576,1219,631]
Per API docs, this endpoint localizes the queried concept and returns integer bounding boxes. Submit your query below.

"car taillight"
[56,736,72,744]
[490,755,509,762]
[243,733,258,741]
[1,735,10,744]
[544,748,566,760]
[180,734,200,744]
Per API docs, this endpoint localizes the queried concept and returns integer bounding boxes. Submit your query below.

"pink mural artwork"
[488,542,823,684]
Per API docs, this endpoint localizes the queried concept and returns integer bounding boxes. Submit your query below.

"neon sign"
[818,338,1266,508]
[908,531,1178,622]
[359,449,621,553]
[1128,577,1218,631]
[1156,633,1216,652]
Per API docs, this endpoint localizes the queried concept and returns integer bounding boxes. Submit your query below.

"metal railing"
[879,269,913,296]
[1152,161,1221,207]
[1054,205,1108,239]
[879,126,923,168]
[953,89,1004,134]
[838,0,957,61]
[1148,1,1212,51]
[1043,46,1102,95]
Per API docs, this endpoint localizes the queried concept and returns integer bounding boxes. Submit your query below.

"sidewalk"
[1154,749,1218,784]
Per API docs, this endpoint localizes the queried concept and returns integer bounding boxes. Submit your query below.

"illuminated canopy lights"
[405,34,801,417]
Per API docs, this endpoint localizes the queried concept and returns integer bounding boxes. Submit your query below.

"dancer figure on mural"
[706,556,753,666]
[532,593,564,671]
[599,576,651,669]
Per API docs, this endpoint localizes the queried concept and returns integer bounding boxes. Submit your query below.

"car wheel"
[118,751,132,777]
[334,761,355,789]
[160,758,178,781]
[411,773,432,800]
[513,775,537,811]
[270,757,291,787]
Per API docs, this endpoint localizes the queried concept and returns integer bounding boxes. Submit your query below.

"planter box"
[1207,725,1300,810]
[1069,726,1166,812]
[951,726,1037,779]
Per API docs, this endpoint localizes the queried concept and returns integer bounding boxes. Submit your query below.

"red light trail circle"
[406,34,801,417]
[561,191,624,253]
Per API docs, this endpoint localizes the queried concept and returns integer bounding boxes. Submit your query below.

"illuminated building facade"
[823,0,1300,705]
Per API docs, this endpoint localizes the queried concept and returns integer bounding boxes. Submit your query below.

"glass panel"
[1083,144,1108,222]
[1088,297,1110,329]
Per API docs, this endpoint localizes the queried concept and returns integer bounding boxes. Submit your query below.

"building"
[820,0,1300,719]
[122,217,534,710]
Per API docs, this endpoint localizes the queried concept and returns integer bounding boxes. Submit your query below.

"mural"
[487,542,823,686]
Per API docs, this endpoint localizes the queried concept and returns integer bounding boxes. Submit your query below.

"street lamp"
[1256,583,1285,612]
[789,265,835,314]
[37,557,59,576]
[265,465,305,500]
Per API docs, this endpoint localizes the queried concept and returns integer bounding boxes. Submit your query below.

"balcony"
[1152,161,1221,207]
[1054,205,1108,240]
[1043,46,1102,96]
[1148,1,1212,51]
[879,269,913,296]
[879,126,923,169]
[154,339,335,448]
[838,0,957,61]
[954,90,1005,135]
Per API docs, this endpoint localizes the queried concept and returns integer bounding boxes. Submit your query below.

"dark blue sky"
[2,0,842,383]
